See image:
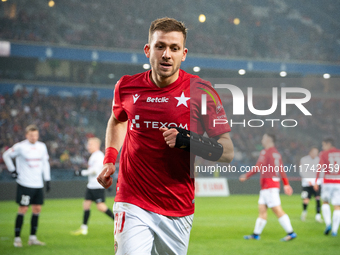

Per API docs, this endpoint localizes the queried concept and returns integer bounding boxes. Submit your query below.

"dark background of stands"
[1,0,340,198]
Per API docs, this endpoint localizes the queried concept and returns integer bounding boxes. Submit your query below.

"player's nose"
[162,47,171,59]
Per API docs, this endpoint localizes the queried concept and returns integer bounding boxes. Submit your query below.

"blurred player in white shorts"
[299,146,322,222]
[315,137,340,236]
[96,17,234,254]
[240,133,297,242]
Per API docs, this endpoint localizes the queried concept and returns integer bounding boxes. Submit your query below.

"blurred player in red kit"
[315,137,340,236]
[97,17,234,254]
[239,133,297,241]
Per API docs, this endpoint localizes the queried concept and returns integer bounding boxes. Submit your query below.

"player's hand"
[11,170,18,179]
[46,181,51,193]
[314,184,319,192]
[160,127,178,148]
[97,163,115,189]
[239,174,247,182]
[284,185,293,196]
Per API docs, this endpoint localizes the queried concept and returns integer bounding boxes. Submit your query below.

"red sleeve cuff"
[282,178,289,186]
[103,147,119,165]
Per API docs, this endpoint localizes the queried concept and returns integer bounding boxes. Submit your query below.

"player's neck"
[150,70,179,88]
[264,143,275,150]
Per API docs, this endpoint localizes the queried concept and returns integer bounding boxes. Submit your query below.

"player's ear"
[144,44,150,58]
[181,48,188,62]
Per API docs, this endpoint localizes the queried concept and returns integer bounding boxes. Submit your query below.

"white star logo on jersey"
[133,94,141,104]
[175,92,190,108]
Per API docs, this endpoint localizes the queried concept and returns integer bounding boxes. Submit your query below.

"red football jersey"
[112,69,231,217]
[316,147,340,184]
[246,147,289,189]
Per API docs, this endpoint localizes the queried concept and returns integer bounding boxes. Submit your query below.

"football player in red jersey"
[97,17,234,254]
[314,137,340,236]
[239,133,297,241]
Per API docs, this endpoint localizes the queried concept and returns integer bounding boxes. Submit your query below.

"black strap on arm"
[169,127,223,161]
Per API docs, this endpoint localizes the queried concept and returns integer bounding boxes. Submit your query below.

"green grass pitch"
[0,195,338,254]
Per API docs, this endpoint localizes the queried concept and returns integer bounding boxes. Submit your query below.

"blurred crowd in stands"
[0,87,111,172]
[0,0,339,63]
[1,86,339,178]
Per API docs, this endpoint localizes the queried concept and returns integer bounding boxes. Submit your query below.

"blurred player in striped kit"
[3,124,51,247]
[315,137,340,236]
[299,146,323,222]
[72,137,114,235]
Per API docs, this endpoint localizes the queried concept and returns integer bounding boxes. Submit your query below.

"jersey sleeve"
[279,168,289,185]
[191,80,231,137]
[2,144,20,172]
[112,78,128,122]
[245,150,266,178]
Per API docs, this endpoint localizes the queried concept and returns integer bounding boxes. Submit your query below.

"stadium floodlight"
[280,71,287,77]
[199,14,206,23]
[238,69,246,75]
[193,66,201,72]
[143,63,150,70]
[323,73,331,79]
[48,0,55,7]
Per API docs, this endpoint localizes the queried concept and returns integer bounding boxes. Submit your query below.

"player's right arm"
[3,145,20,177]
[239,152,265,182]
[314,152,325,191]
[97,112,127,189]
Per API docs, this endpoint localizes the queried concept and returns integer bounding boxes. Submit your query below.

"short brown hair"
[149,17,187,45]
[265,132,276,143]
[25,124,38,134]
[323,137,335,146]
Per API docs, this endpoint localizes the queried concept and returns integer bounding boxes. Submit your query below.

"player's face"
[144,30,187,84]
[309,148,319,158]
[87,140,95,154]
[322,142,331,151]
[87,140,99,154]
[26,130,39,144]
[261,134,269,147]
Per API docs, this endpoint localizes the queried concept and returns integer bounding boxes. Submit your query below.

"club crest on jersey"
[175,92,190,108]
[132,94,141,104]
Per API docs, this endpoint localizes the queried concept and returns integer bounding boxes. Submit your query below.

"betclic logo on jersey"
[196,78,313,128]
[146,96,169,103]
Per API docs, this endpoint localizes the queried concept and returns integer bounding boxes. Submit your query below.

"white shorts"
[321,183,340,205]
[258,188,281,208]
[113,202,194,255]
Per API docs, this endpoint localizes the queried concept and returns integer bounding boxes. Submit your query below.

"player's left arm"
[215,132,234,163]
[279,163,293,195]
[42,144,51,192]
[314,153,325,191]
[160,128,233,163]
